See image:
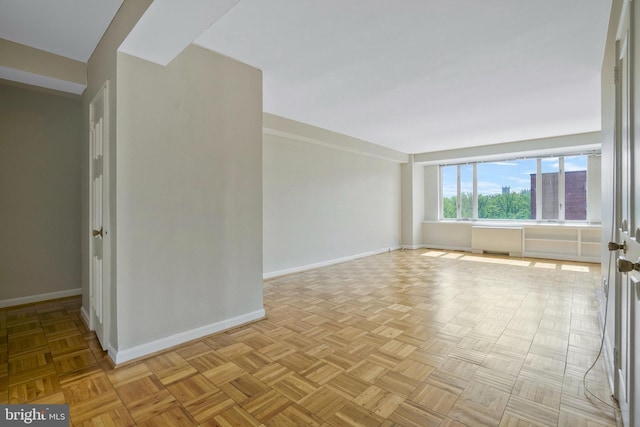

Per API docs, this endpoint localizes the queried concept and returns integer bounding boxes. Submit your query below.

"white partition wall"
[113,45,263,363]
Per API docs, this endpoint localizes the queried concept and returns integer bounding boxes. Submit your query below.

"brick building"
[530,170,587,220]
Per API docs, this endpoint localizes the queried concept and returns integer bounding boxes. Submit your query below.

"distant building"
[530,171,586,220]
[502,186,510,194]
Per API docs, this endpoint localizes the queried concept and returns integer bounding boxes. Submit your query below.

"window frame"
[439,152,595,223]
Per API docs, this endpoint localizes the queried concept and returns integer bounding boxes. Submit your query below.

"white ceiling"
[0,0,612,154]
[0,0,123,61]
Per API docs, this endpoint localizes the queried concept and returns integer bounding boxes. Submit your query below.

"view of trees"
[443,190,532,219]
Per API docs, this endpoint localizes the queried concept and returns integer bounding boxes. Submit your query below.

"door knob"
[617,256,640,273]
[92,227,103,238]
[608,241,627,253]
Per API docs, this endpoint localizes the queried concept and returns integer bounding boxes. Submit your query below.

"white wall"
[424,165,439,221]
[0,83,81,306]
[82,0,153,347]
[263,116,404,277]
[400,158,425,249]
[422,222,472,250]
[115,45,263,357]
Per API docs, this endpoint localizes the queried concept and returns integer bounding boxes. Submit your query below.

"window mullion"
[559,156,565,221]
[439,166,444,220]
[457,165,461,219]
[473,163,478,219]
[536,159,542,220]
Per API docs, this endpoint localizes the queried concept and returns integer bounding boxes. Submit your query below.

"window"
[460,164,473,219]
[539,157,560,220]
[440,153,594,222]
[564,155,587,221]
[441,165,457,219]
[477,159,534,220]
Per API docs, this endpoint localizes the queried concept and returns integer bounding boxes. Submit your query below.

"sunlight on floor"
[423,251,447,257]
[561,264,591,272]
[534,262,557,269]
[442,253,464,259]
[421,250,591,272]
[461,255,531,267]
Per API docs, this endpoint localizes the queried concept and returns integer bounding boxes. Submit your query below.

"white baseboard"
[81,306,91,330]
[0,288,82,308]
[598,296,616,394]
[422,244,471,252]
[603,330,615,394]
[110,309,266,365]
[263,246,401,280]
[400,245,422,250]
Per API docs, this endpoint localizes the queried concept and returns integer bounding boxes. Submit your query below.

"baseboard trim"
[599,298,616,394]
[81,306,91,330]
[0,288,82,308]
[263,246,401,280]
[603,330,615,394]
[422,245,472,252]
[110,309,266,365]
[400,245,422,250]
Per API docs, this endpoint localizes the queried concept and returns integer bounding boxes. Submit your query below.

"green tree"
[460,192,473,218]
[443,189,531,219]
[478,190,531,219]
[443,196,457,218]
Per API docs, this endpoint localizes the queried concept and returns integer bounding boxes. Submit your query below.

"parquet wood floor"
[0,250,621,426]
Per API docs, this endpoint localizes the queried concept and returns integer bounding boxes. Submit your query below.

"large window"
[477,159,534,220]
[441,154,593,221]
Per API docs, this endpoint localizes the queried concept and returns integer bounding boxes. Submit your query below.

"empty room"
[0,1,637,426]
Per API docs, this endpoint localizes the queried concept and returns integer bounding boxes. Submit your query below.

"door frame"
[613,1,638,425]
[88,80,111,351]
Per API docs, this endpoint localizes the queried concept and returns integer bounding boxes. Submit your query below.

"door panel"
[614,2,639,425]
[89,82,110,351]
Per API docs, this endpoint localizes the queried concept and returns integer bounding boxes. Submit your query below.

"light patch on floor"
[504,259,531,267]
[460,256,530,267]
[534,262,557,269]
[419,250,596,271]
[561,264,591,272]
[422,251,446,257]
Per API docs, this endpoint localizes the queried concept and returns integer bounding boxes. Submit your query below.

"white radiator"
[471,226,523,255]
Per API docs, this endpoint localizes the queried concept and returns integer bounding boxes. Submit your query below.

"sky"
[442,155,588,197]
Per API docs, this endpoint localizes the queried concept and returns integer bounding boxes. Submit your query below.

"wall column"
[401,155,425,248]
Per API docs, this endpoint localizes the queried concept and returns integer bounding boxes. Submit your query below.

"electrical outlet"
[603,278,609,296]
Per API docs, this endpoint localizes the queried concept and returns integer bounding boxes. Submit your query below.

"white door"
[613,2,639,425]
[89,81,111,351]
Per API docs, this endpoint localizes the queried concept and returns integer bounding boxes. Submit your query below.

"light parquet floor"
[0,249,621,426]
